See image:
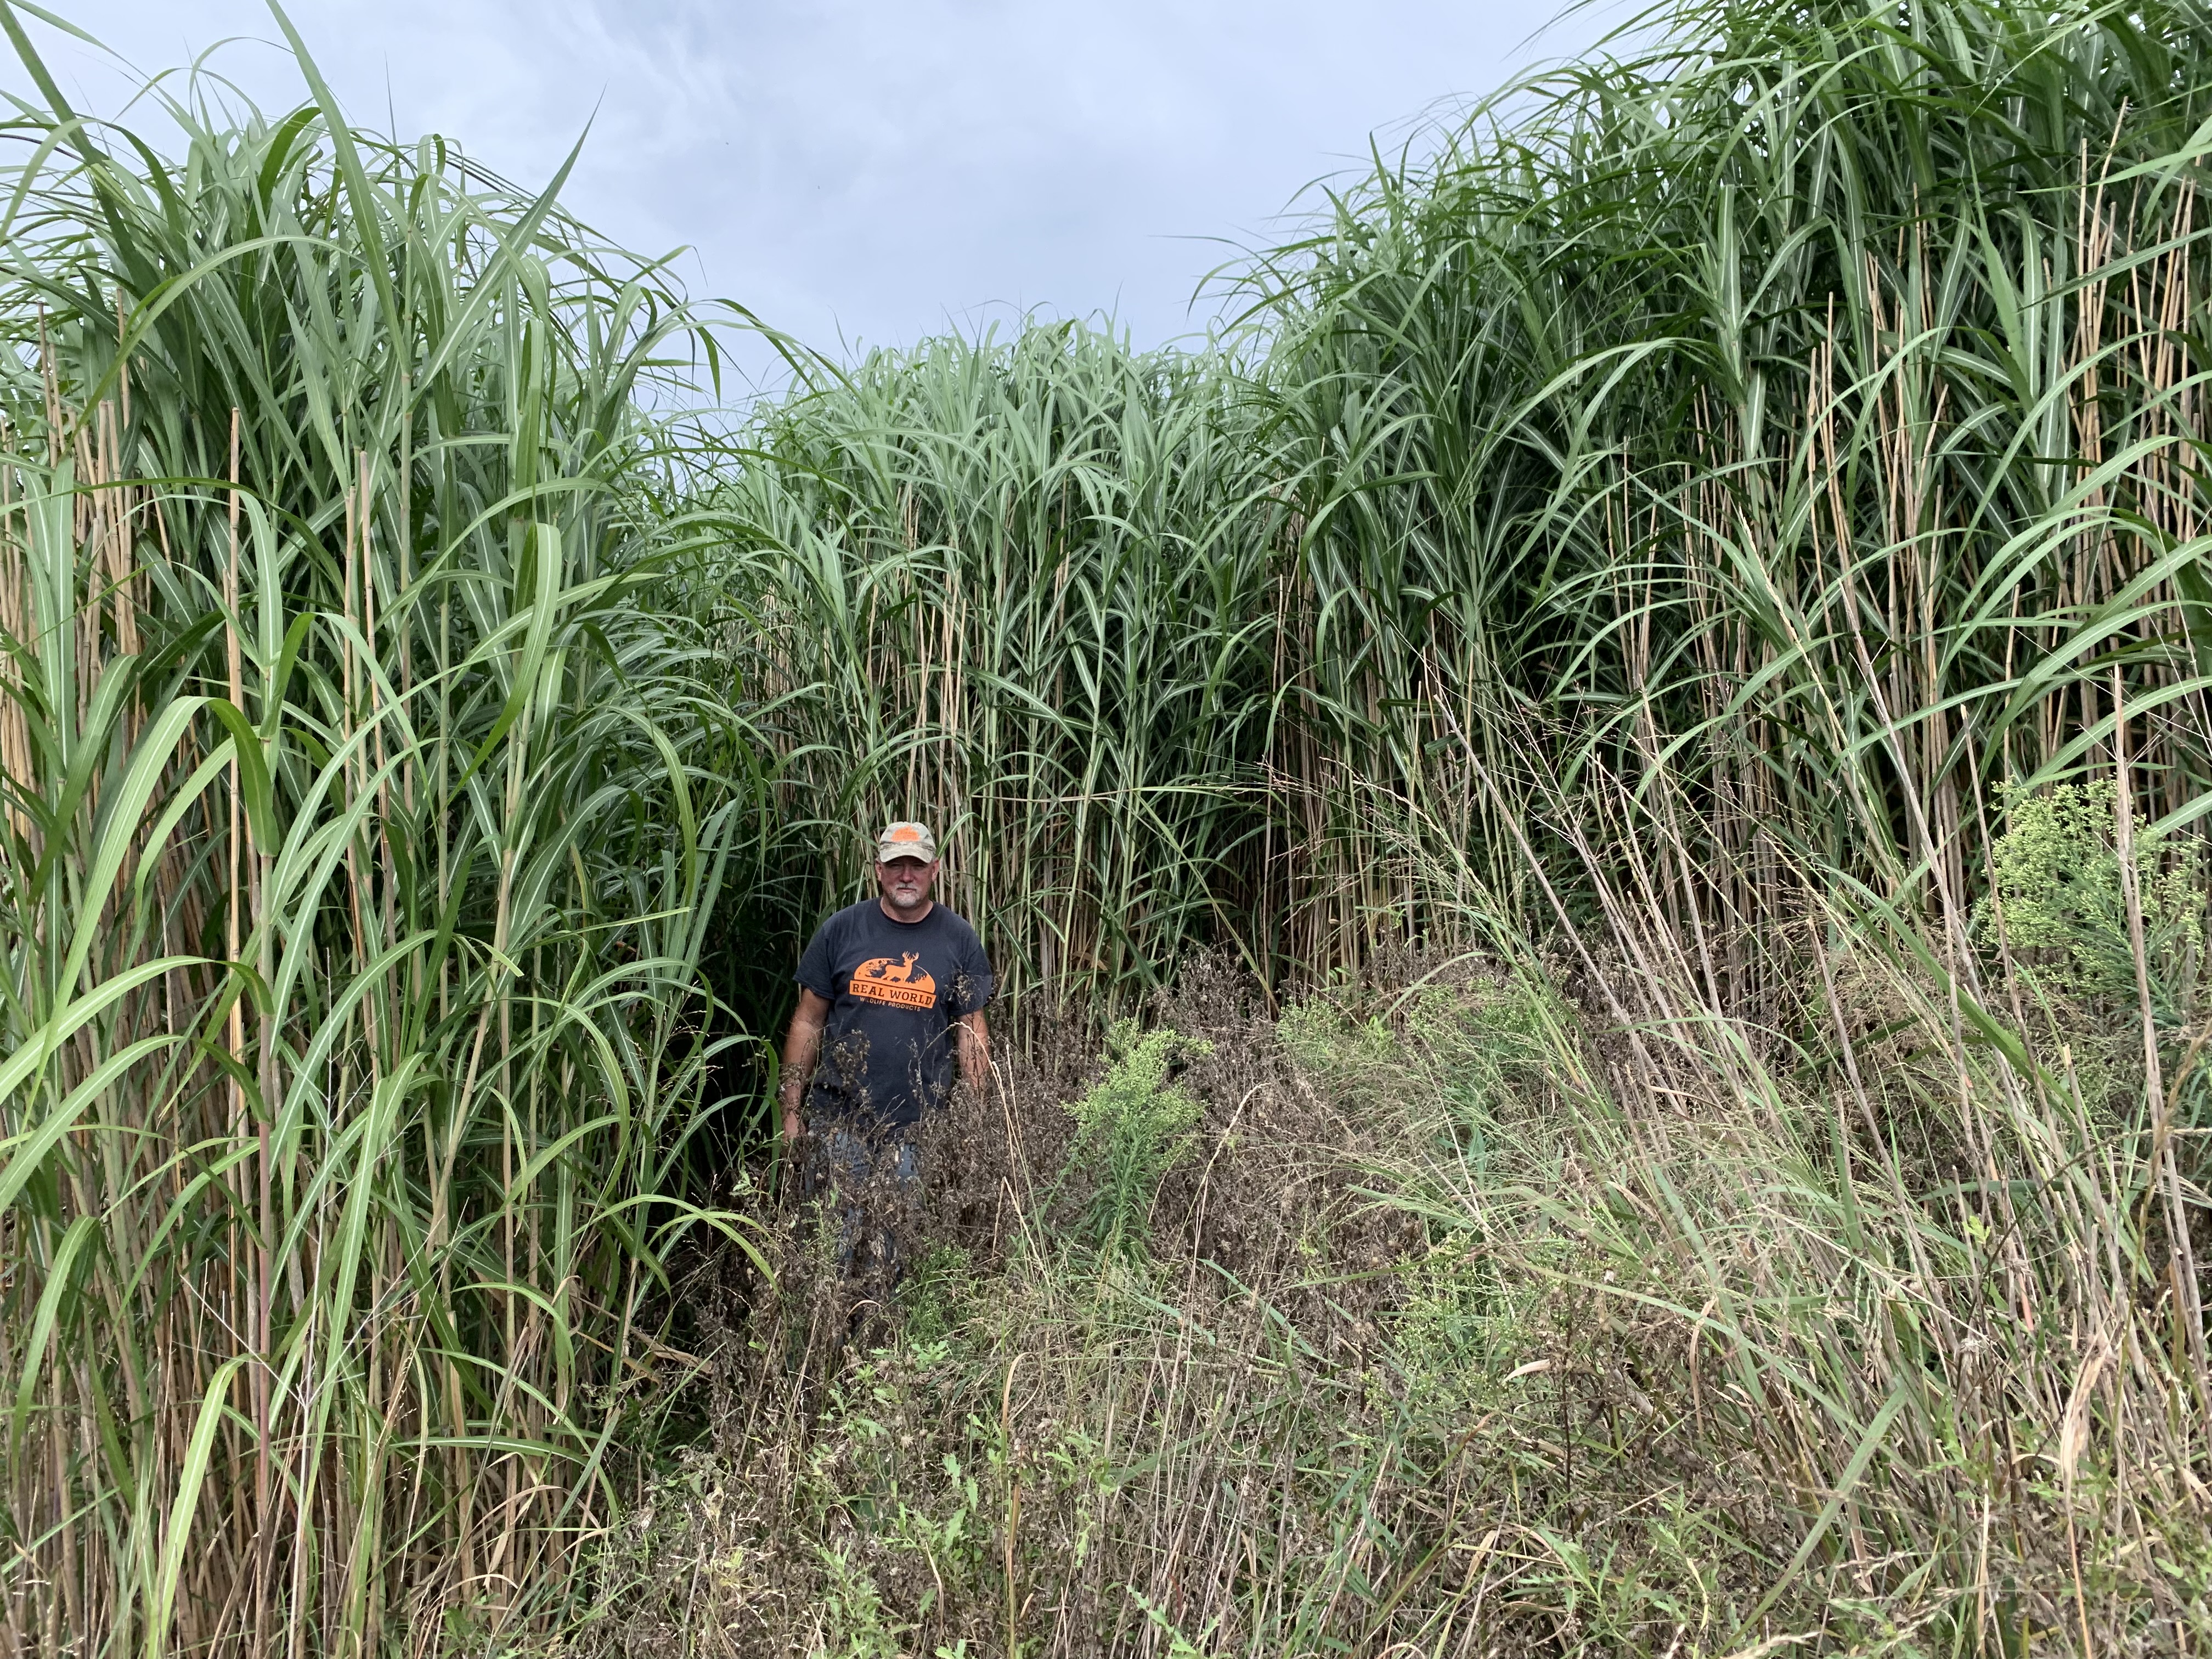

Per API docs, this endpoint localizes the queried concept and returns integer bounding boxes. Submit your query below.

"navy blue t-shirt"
[796,900,994,1130]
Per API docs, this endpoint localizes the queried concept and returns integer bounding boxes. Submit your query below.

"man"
[777,822,993,1262]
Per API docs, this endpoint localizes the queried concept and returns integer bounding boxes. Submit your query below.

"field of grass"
[3,0,2210,1652]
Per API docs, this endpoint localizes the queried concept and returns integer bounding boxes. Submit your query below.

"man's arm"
[956,1009,990,1097]
[778,988,831,1143]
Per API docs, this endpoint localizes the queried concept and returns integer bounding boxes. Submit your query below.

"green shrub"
[1276,998,1398,1096]
[1387,1243,1521,1409]
[809,1545,908,1659]
[1279,975,1569,1169]
[1981,780,2206,1027]
[902,1243,980,1349]
[1062,1020,1212,1261]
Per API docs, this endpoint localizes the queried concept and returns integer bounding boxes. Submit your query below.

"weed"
[1982,779,2207,1023]
[1059,1020,1212,1262]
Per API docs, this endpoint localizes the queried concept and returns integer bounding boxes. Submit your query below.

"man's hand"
[956,1009,991,1097]
[778,989,830,1149]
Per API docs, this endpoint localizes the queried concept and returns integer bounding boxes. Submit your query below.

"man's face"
[877,855,938,911]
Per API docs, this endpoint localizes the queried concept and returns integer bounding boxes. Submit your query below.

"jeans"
[803,1125,920,1281]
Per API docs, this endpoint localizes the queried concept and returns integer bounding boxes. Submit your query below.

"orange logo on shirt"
[850,952,938,1009]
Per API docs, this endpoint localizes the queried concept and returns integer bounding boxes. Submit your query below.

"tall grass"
[702,324,1285,1021]
[643,0,2212,1651]
[599,888,2211,1650]
[0,22,760,1652]
[1251,0,2212,973]
[716,0,2212,1007]
[13,0,2212,1649]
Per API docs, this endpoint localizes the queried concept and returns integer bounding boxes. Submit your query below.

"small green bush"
[1276,998,1398,1097]
[1387,1243,1522,1407]
[901,1244,979,1349]
[1062,1020,1212,1261]
[1981,780,2205,1027]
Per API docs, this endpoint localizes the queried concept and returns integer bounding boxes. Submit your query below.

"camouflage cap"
[875,820,938,862]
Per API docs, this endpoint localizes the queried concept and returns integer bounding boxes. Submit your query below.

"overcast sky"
[2,0,1622,391]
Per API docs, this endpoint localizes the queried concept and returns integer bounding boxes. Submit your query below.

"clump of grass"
[0,20,764,1654]
[1275,997,1399,1093]
[901,1242,980,1348]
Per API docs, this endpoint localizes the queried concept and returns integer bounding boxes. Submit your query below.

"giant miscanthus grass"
[716,0,2212,1008]
[10,0,2212,1647]
[0,19,763,1652]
